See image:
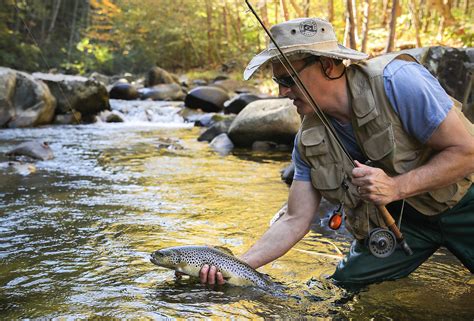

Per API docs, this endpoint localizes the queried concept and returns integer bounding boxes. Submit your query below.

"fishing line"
[13,1,81,124]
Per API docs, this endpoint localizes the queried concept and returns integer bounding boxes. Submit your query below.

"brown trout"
[150,245,273,288]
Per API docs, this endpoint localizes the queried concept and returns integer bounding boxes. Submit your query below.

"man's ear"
[320,57,333,73]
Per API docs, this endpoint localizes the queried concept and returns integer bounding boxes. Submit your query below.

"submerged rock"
[6,141,54,161]
[209,133,234,155]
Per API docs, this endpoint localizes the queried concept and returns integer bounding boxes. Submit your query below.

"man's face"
[271,58,320,116]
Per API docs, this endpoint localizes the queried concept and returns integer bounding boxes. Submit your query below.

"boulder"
[184,86,230,112]
[105,111,125,123]
[197,116,236,142]
[224,93,273,114]
[401,46,474,121]
[6,141,54,161]
[228,98,301,147]
[209,133,234,155]
[109,83,139,100]
[32,72,110,122]
[145,66,179,87]
[53,111,81,125]
[138,83,186,101]
[0,67,56,128]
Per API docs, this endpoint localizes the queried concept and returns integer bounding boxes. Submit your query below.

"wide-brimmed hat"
[244,18,368,80]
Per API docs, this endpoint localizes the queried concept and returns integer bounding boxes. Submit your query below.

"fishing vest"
[296,53,474,240]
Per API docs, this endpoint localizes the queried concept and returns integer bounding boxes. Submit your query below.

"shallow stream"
[0,101,472,319]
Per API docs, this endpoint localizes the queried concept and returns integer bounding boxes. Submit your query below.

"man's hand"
[199,264,225,286]
[352,160,400,205]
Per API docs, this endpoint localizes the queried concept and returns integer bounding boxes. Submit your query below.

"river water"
[0,100,472,319]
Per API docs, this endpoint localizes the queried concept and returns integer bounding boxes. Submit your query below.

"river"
[0,100,472,319]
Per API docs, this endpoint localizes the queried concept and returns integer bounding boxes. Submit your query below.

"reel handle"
[377,205,413,256]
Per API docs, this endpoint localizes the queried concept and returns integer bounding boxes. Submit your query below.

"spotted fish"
[150,245,273,288]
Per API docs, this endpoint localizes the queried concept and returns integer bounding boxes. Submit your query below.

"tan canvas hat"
[244,17,369,80]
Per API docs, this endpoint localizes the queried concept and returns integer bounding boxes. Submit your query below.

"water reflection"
[0,122,473,319]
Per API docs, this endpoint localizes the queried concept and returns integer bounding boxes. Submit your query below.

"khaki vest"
[297,53,474,240]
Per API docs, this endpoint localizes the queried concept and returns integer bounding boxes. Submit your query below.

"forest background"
[1,0,472,78]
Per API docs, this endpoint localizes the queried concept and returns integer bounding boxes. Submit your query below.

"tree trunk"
[352,0,359,44]
[289,0,303,16]
[344,0,357,49]
[46,0,62,43]
[67,0,80,60]
[260,0,270,28]
[222,2,230,57]
[385,0,399,53]
[274,0,279,23]
[280,0,290,20]
[361,0,370,53]
[409,0,422,47]
[464,0,470,14]
[304,0,311,16]
[234,0,243,49]
[382,0,389,26]
[205,0,214,64]
[328,0,334,22]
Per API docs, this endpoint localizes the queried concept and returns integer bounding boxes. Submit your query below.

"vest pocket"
[362,124,395,161]
[310,164,359,208]
[428,183,459,203]
[353,95,379,126]
[301,126,328,156]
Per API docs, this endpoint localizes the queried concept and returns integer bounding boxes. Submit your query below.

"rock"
[145,66,178,87]
[0,161,36,176]
[53,111,81,125]
[105,111,125,123]
[401,46,474,122]
[184,86,230,112]
[0,68,17,126]
[89,72,111,85]
[192,79,208,87]
[228,98,301,147]
[138,83,186,101]
[280,162,295,186]
[252,141,278,151]
[0,67,56,128]
[211,79,243,93]
[197,116,236,142]
[6,141,54,161]
[224,93,273,115]
[109,83,139,100]
[32,72,110,123]
[209,133,234,155]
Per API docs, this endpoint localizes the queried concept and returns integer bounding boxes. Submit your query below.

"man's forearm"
[239,180,321,269]
[395,145,474,200]
[239,215,311,269]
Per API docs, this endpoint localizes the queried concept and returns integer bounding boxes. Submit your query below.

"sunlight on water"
[0,118,472,318]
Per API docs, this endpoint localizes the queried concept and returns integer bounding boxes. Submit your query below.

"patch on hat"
[299,19,318,37]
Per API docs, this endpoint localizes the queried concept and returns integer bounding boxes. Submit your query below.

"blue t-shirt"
[293,59,453,181]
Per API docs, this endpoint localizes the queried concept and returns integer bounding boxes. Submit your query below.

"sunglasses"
[272,57,320,88]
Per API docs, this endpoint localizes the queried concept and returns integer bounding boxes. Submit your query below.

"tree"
[385,0,399,53]
[361,0,371,52]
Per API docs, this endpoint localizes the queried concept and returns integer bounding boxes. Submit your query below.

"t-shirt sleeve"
[383,60,453,143]
[292,136,311,182]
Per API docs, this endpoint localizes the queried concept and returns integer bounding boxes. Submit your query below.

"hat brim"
[243,44,368,80]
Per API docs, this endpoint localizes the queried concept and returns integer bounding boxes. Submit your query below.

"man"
[199,18,474,287]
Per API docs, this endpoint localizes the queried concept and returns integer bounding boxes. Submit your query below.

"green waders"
[332,185,474,288]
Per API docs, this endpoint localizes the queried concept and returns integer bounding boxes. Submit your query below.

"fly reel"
[367,228,397,258]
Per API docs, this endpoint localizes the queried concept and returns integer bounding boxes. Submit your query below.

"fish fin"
[212,246,234,256]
